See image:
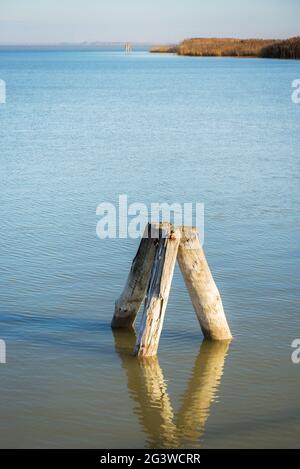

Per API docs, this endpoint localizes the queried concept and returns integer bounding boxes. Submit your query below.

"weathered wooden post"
[112,222,232,357]
[112,224,156,328]
[135,224,181,357]
[177,226,232,340]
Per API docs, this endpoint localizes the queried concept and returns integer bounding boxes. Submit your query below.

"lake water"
[0,49,299,448]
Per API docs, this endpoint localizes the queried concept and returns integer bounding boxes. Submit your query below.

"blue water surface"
[0,49,299,448]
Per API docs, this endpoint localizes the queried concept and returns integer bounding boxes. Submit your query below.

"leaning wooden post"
[111,224,156,328]
[134,224,180,358]
[177,227,232,340]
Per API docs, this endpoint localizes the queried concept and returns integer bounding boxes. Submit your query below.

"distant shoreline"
[0,42,156,50]
[1,37,299,59]
[151,36,300,59]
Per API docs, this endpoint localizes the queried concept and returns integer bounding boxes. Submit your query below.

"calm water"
[0,49,300,448]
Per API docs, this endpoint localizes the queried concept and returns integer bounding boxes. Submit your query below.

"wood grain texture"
[134,225,180,357]
[112,224,156,328]
[177,226,232,340]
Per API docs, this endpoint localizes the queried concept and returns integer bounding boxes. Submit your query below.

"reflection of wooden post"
[112,224,156,328]
[113,329,231,448]
[138,358,177,446]
[112,329,178,448]
[177,227,232,340]
[176,340,230,445]
[135,225,180,357]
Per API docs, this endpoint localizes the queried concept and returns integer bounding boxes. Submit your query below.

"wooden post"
[112,223,232,355]
[177,227,232,340]
[111,224,156,328]
[134,224,180,357]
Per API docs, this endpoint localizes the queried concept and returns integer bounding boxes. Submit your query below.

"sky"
[0,0,299,44]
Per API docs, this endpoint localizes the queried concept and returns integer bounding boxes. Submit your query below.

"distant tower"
[125,43,133,54]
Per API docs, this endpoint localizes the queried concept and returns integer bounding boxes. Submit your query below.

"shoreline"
[151,36,300,59]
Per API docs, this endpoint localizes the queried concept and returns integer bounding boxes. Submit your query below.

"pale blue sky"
[0,0,299,44]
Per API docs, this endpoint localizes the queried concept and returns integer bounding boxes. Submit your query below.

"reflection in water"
[113,329,231,448]
[175,340,230,447]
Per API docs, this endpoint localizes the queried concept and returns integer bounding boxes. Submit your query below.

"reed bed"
[151,36,300,59]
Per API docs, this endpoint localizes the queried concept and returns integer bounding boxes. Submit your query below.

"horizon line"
[0,34,297,48]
